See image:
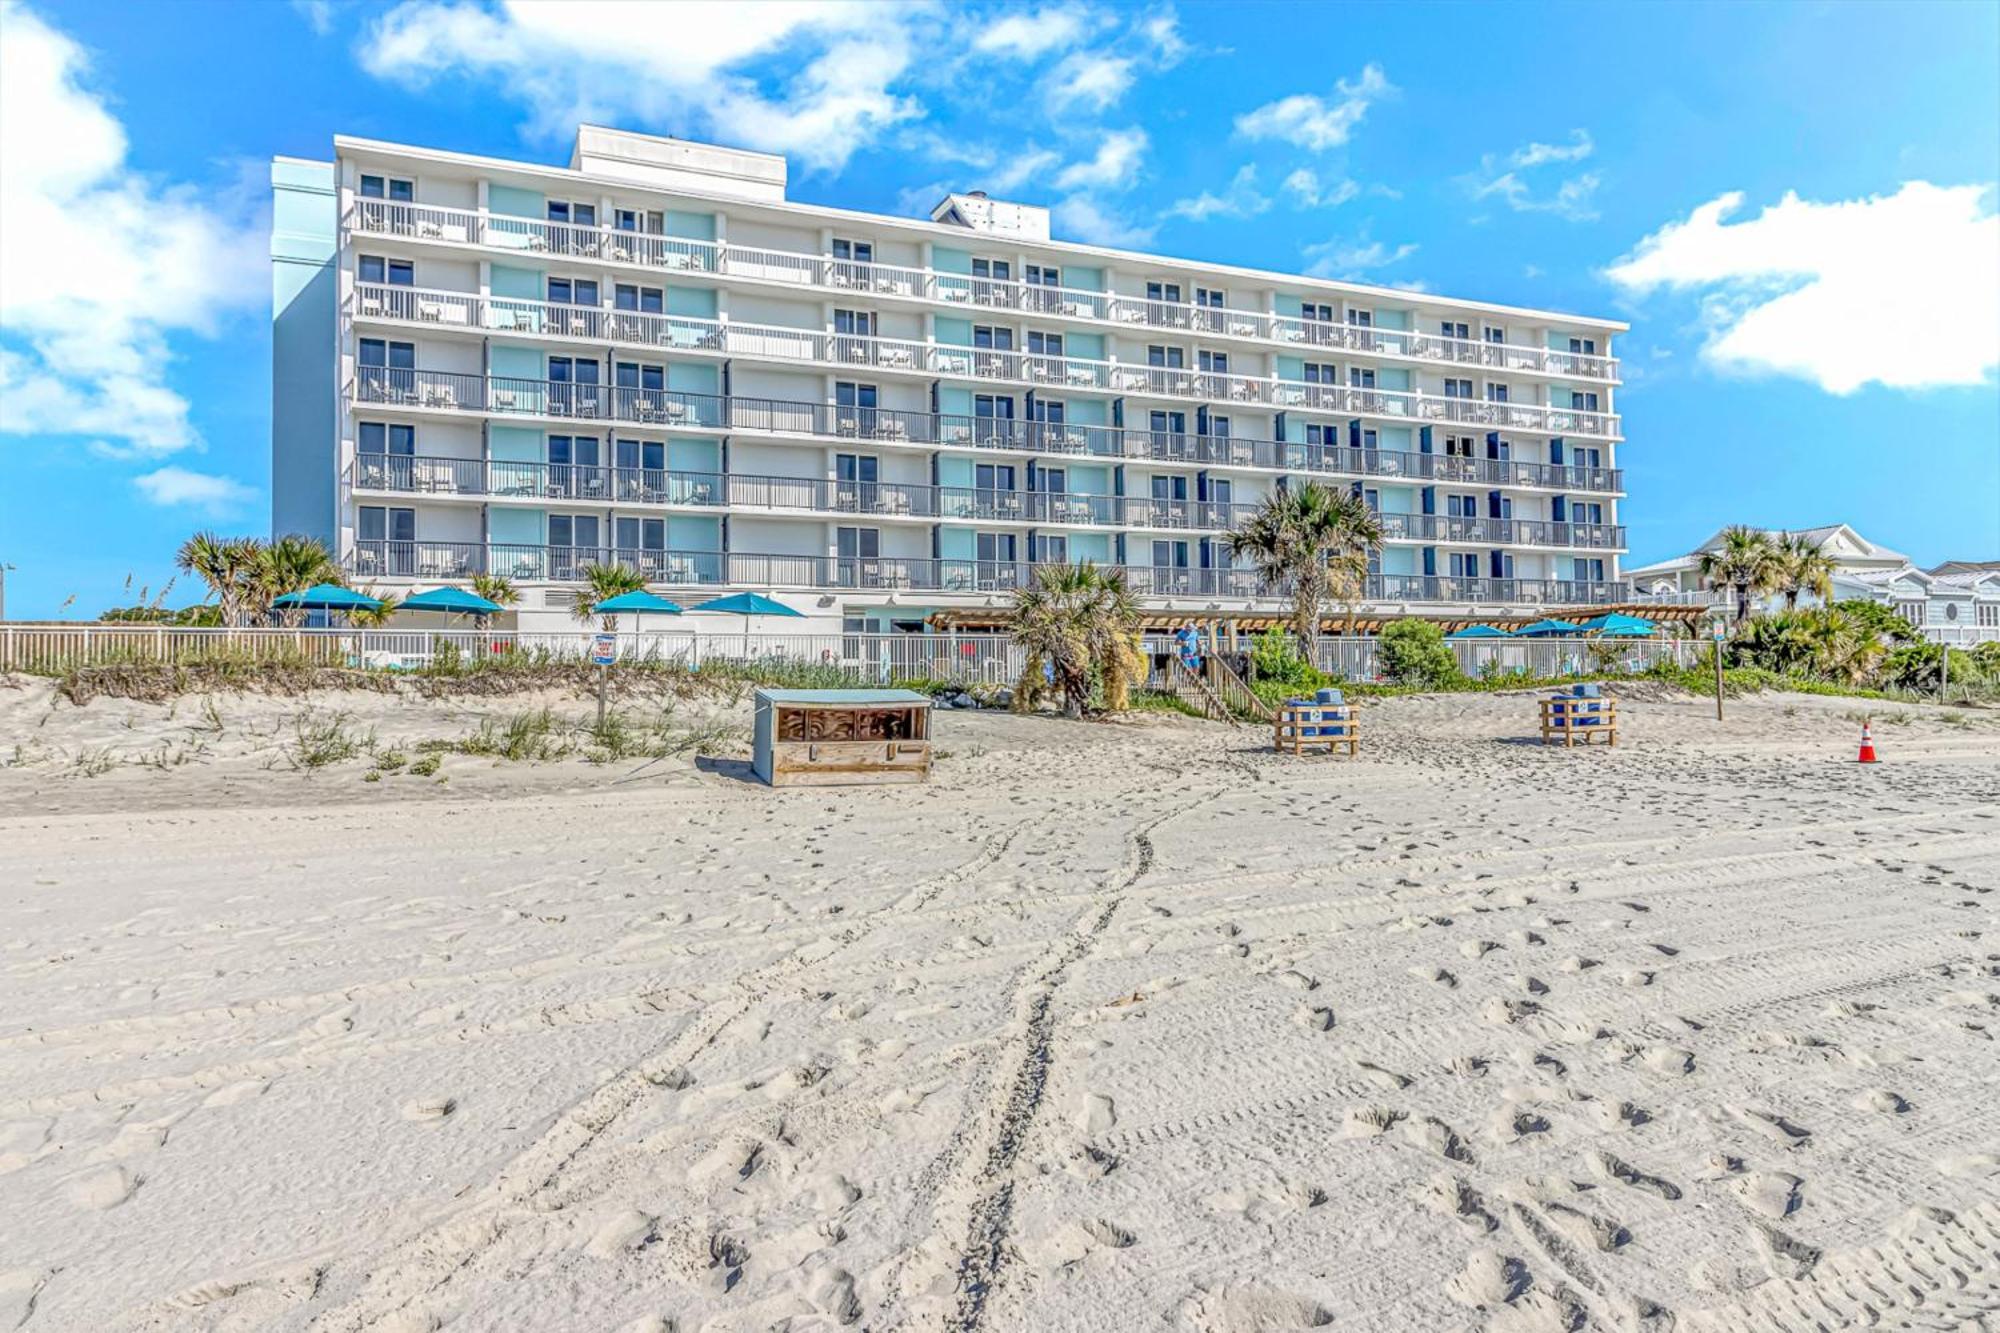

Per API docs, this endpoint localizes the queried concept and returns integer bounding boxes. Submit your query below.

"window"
[1446,494,1479,518]
[835,454,879,509]
[548,277,600,306]
[1026,264,1060,287]
[357,339,415,400]
[1346,309,1373,327]
[612,208,664,234]
[357,255,413,287]
[1567,336,1598,355]
[1152,540,1190,568]
[1897,600,1927,625]
[832,238,874,287]
[1303,362,1336,384]
[1449,552,1480,578]
[1028,331,1063,357]
[976,532,1017,564]
[831,238,874,263]
[1440,321,1469,340]
[1357,427,1379,450]
[548,513,601,554]
[1035,534,1068,563]
[971,257,1011,303]
[1195,287,1225,308]
[545,200,597,227]
[1199,349,1229,374]
[975,462,1016,494]
[1349,367,1376,389]
[836,381,878,433]
[1572,558,1605,582]
[357,421,413,456]
[1150,474,1188,506]
[359,175,413,202]
[1443,378,1473,399]
[1486,382,1509,403]
[1147,345,1185,369]
[614,283,664,314]
[1570,501,1604,524]
[616,517,666,556]
[1483,326,1505,344]
[971,257,1011,280]
[1490,551,1516,579]
[1145,280,1183,304]
[1443,435,1474,458]
[1571,445,1603,468]
[833,309,877,337]
[547,356,601,414]
[974,394,1015,429]
[614,362,665,420]
[1976,603,1998,628]
[837,526,881,566]
[1570,391,1600,411]
[615,438,665,472]
[1029,396,1066,426]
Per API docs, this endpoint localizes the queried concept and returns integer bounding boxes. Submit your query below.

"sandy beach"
[2,677,1998,1332]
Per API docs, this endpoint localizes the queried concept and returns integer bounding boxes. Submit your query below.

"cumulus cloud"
[1052,128,1147,191]
[1167,165,1270,222]
[973,6,1090,58]
[1302,234,1419,280]
[134,466,258,515]
[1235,64,1391,151]
[1282,168,1361,209]
[1603,182,2000,394]
[361,0,924,171]
[1046,50,1136,112]
[0,1,265,459]
[1465,129,1600,220]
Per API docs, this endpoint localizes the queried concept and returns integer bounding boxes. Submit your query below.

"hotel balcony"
[338,540,1630,607]
[344,206,1620,383]
[347,372,1625,496]
[350,283,1622,438]
[342,456,1623,551]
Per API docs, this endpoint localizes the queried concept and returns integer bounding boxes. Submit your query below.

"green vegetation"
[285,711,374,770]
[1008,561,1144,717]
[174,531,344,628]
[1376,620,1458,689]
[414,705,747,765]
[1223,481,1384,647]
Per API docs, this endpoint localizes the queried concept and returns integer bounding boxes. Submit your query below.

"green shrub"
[1248,629,1319,689]
[1377,620,1460,688]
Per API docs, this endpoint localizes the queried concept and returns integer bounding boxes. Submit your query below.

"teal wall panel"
[667,287,718,318]
[488,185,544,218]
[489,507,544,544]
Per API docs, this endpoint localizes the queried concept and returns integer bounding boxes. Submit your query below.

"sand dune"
[1,677,1997,1330]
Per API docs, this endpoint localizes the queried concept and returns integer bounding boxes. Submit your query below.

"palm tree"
[1009,561,1143,718]
[469,573,519,632]
[1223,483,1384,655]
[1698,525,1778,624]
[571,562,646,630]
[253,535,342,626]
[174,532,263,628]
[1772,533,1836,611]
[348,588,401,628]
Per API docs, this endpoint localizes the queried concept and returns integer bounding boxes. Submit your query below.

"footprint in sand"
[1423,1174,1498,1234]
[68,1165,140,1210]
[1588,1150,1682,1200]
[1733,1171,1804,1220]
[1293,1004,1336,1032]
[586,1208,660,1257]
[1445,1248,1530,1308]
[1181,1285,1333,1332]
[1852,1087,1911,1113]
[401,1095,457,1123]
[1077,1093,1116,1136]
[1728,1105,1811,1147]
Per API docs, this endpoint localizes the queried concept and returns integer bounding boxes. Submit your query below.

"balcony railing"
[339,540,1628,605]
[344,205,1620,382]
[347,373,1626,495]
[349,287,1623,437]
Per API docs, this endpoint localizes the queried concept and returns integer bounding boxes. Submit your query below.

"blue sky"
[1,0,1995,617]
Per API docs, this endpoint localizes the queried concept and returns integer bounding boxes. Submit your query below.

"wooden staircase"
[1205,656,1274,723]
[1159,657,1272,725]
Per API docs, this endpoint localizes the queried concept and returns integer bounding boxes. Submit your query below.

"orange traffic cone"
[1857,722,1879,764]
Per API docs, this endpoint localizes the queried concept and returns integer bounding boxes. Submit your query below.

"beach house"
[273,126,1630,633]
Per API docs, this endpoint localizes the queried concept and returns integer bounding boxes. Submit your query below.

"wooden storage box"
[752,688,934,787]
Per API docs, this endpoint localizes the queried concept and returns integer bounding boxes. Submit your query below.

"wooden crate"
[1274,701,1358,757]
[753,688,933,786]
[1539,697,1618,747]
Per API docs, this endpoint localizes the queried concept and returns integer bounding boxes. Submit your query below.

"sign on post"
[591,634,618,667]
[1711,619,1726,721]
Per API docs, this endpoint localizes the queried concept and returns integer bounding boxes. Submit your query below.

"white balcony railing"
[347,201,1621,382]
[351,283,1623,438]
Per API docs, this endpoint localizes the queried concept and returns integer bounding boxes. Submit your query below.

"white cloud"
[361,0,925,172]
[134,466,257,515]
[1465,130,1600,221]
[1168,164,1270,222]
[1052,128,1146,191]
[1046,49,1135,112]
[1281,167,1360,209]
[1053,196,1156,248]
[973,6,1089,58]
[0,1,265,459]
[1235,64,1391,151]
[292,0,334,33]
[1510,129,1593,168]
[1302,235,1419,279]
[1603,182,2000,394]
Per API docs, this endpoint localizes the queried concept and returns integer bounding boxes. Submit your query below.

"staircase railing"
[1207,656,1275,721]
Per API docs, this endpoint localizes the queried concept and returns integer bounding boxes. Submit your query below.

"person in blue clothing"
[1175,622,1204,672]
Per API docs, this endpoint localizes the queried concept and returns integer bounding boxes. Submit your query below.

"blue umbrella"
[694,591,801,657]
[593,591,685,615]
[1514,618,1584,638]
[399,587,504,615]
[1447,625,1515,639]
[271,583,382,611]
[1575,612,1656,637]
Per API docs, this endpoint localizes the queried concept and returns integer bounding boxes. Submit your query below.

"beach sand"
[2,676,1997,1331]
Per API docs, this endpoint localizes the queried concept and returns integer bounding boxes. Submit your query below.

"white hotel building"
[271,127,1630,633]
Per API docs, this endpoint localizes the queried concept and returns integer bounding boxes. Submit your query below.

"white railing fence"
[1311,636,1703,683]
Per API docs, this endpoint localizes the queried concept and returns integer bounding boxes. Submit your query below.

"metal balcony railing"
[346,372,1627,496]
[338,540,1630,605]
[344,204,1621,382]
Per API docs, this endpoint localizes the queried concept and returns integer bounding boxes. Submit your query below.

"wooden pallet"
[1538,697,1618,747]
[1274,702,1359,756]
